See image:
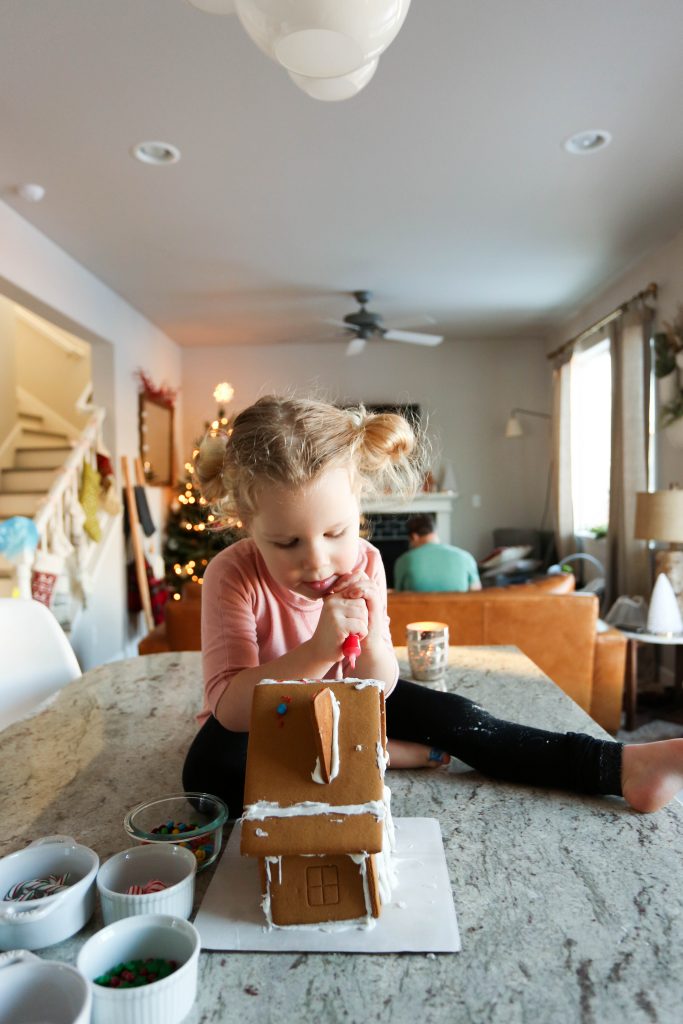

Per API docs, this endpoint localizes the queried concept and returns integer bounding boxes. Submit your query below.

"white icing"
[311,688,341,784]
[349,853,373,919]
[254,828,269,837]
[257,677,383,690]
[243,799,386,821]
[355,744,363,751]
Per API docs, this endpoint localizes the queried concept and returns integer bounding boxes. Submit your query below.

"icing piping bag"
[342,633,361,669]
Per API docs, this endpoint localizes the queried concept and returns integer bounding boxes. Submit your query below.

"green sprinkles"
[94,958,179,988]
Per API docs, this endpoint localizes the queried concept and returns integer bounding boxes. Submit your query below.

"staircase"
[0,391,113,625]
[0,412,78,597]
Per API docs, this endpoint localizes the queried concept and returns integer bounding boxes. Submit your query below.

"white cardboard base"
[194,816,461,953]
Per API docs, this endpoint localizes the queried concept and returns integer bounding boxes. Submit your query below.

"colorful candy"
[5,873,71,902]
[150,821,198,836]
[94,958,179,988]
[149,820,214,863]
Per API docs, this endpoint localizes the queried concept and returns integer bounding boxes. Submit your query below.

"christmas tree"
[164,384,240,598]
[163,459,239,598]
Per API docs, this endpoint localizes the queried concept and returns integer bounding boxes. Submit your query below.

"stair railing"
[15,406,107,601]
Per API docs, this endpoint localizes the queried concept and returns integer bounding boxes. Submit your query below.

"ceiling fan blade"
[383,329,444,346]
[346,337,367,356]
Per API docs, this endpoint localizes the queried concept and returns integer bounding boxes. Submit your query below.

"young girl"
[182,395,683,818]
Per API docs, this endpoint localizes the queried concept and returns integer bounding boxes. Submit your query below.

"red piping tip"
[342,633,362,669]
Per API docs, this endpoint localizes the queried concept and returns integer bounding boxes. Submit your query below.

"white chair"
[0,598,81,733]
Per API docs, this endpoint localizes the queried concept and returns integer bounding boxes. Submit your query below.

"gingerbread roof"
[240,679,387,857]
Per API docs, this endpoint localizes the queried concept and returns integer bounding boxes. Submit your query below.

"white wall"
[0,200,183,664]
[0,297,17,454]
[15,317,92,428]
[181,336,552,559]
[550,224,683,490]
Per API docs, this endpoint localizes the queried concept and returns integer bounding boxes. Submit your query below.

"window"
[306,865,339,907]
[570,340,611,533]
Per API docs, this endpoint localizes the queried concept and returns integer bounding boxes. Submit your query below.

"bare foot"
[621,738,683,812]
[387,739,451,770]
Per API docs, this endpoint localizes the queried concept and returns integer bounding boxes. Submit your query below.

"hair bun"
[194,431,230,503]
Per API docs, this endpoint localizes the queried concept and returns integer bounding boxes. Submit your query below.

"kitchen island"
[1,647,681,1023]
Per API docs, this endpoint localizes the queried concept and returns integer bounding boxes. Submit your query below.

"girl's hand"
[329,572,383,644]
[309,591,368,664]
[325,573,385,659]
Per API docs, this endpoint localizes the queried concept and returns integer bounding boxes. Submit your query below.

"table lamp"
[635,486,683,631]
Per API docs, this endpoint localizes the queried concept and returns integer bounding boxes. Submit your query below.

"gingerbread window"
[306,865,340,906]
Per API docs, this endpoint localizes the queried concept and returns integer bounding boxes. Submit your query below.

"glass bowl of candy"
[123,793,228,871]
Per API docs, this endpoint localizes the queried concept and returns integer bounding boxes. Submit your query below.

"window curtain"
[605,307,654,607]
[551,353,574,559]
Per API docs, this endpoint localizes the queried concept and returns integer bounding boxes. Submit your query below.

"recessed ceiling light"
[131,141,181,165]
[563,130,612,155]
[15,183,46,202]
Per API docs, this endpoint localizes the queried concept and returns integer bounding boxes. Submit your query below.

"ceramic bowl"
[0,835,99,951]
[77,913,200,1024]
[124,792,228,871]
[97,844,196,925]
[0,949,91,1024]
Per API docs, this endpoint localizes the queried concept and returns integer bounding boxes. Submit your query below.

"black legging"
[182,678,624,819]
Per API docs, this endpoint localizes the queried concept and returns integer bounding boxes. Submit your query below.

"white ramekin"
[77,913,200,1024]
[0,948,92,1024]
[0,835,99,951]
[97,843,196,925]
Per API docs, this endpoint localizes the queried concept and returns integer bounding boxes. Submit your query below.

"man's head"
[406,513,438,546]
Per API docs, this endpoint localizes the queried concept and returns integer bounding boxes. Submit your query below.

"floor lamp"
[504,408,552,529]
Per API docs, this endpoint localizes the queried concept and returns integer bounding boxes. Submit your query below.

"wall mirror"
[139,393,174,485]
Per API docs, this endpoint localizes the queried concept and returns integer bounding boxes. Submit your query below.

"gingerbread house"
[240,678,395,928]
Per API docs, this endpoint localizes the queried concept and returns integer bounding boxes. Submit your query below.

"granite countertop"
[1,647,683,1023]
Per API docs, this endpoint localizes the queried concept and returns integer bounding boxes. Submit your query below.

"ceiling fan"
[327,290,444,356]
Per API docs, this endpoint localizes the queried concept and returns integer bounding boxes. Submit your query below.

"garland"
[135,369,178,409]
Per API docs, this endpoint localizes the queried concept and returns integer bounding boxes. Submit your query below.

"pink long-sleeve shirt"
[199,537,398,725]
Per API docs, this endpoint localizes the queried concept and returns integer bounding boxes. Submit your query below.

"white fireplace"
[362,491,457,544]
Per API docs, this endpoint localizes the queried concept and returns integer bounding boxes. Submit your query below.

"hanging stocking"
[79,460,102,542]
[31,551,64,608]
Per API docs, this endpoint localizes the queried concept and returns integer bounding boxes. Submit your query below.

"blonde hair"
[194,395,428,526]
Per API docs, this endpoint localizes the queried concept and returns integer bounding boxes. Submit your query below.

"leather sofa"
[387,574,626,734]
[138,581,202,655]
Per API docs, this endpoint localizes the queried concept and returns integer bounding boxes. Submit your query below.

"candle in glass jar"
[406,621,449,682]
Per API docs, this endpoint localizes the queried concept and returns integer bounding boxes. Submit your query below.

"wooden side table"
[619,629,683,730]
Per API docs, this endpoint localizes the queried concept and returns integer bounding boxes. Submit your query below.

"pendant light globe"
[233,0,410,78]
[288,57,378,101]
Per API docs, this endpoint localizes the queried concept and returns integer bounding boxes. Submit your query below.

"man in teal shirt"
[393,514,482,592]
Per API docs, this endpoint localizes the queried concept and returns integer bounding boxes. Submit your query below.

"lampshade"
[288,57,378,101]
[634,489,683,543]
[233,0,411,78]
[505,414,523,438]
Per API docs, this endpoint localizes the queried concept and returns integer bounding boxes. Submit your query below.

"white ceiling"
[2,0,683,347]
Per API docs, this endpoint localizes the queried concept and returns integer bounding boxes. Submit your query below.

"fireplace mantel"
[362,491,457,543]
